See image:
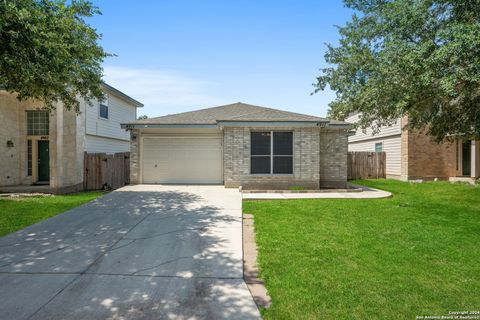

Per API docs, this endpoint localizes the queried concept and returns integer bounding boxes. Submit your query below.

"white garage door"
[142,136,223,184]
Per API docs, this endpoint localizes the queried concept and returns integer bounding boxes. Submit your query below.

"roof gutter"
[121,121,351,130]
[325,123,352,129]
[121,123,218,129]
[217,121,326,127]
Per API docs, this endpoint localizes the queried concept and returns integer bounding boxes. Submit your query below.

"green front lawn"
[244,180,480,319]
[0,192,104,237]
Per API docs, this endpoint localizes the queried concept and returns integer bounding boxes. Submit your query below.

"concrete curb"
[243,213,272,309]
[242,185,392,200]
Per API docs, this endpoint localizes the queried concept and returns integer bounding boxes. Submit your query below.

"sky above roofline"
[89,0,353,119]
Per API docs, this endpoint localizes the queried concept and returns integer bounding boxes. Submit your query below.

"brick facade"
[400,117,457,180]
[320,129,348,188]
[223,127,321,189]
[129,129,140,184]
[131,126,349,189]
[405,130,456,180]
[222,126,348,189]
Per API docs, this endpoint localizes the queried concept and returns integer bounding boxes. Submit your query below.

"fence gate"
[84,152,130,190]
[347,151,386,180]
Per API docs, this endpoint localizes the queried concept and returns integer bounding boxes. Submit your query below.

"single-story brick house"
[121,103,351,189]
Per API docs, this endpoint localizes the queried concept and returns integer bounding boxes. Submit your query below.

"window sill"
[250,174,294,176]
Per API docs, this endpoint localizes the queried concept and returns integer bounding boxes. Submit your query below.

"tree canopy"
[315,0,480,142]
[0,0,110,112]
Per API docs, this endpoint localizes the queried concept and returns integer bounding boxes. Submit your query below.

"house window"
[251,131,293,174]
[27,140,32,176]
[99,104,109,119]
[26,110,49,136]
[375,142,383,152]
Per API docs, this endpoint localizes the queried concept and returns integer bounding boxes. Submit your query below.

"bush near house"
[244,180,480,319]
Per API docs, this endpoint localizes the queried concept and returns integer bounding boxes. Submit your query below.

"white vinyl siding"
[349,135,401,176]
[85,94,135,142]
[346,113,402,143]
[85,135,130,154]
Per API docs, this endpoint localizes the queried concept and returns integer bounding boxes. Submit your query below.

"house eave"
[121,121,352,130]
[216,121,326,127]
[326,124,352,129]
[101,82,144,108]
[121,123,218,129]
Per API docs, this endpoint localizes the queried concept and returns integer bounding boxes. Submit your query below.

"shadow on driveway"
[0,185,260,320]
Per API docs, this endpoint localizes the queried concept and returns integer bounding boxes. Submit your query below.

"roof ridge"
[232,103,329,120]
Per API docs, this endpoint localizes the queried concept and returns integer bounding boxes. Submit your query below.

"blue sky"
[90,1,353,118]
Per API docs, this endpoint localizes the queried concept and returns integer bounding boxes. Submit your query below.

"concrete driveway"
[0,185,260,320]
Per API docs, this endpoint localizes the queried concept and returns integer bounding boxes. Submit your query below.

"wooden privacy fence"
[84,152,130,190]
[347,151,386,180]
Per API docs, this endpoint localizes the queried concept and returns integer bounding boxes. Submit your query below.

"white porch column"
[471,140,478,179]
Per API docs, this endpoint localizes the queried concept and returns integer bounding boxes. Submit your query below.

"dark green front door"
[462,141,471,176]
[37,140,50,182]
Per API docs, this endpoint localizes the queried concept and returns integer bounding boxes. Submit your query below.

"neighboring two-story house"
[0,83,143,193]
[346,113,479,182]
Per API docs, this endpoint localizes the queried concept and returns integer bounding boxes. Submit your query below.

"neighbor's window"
[26,110,49,136]
[251,131,293,174]
[375,142,383,153]
[27,140,32,176]
[99,104,109,119]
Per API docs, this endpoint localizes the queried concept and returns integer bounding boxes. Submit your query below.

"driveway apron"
[0,185,260,320]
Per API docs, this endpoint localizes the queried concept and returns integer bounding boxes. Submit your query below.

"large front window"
[250,131,293,174]
[26,110,49,136]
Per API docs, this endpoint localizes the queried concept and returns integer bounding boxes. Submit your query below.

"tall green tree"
[0,0,110,112]
[315,0,480,142]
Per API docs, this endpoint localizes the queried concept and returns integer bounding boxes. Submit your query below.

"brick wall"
[223,126,348,189]
[223,127,321,189]
[400,117,457,180]
[129,129,140,184]
[406,130,456,179]
[319,129,348,188]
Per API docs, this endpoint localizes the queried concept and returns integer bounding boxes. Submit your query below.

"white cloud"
[102,66,223,117]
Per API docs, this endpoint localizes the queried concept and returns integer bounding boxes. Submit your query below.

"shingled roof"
[127,102,349,126]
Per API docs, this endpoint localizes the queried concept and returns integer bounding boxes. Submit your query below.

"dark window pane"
[251,156,271,174]
[273,132,293,155]
[100,104,109,119]
[251,132,270,155]
[273,156,293,174]
[26,110,49,135]
[27,140,32,176]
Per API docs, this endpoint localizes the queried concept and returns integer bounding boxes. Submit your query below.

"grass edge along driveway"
[0,191,104,237]
[243,180,480,320]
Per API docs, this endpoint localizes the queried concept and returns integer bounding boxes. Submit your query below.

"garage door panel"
[142,137,223,184]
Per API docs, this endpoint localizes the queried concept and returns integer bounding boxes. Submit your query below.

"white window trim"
[250,131,294,175]
[99,103,109,120]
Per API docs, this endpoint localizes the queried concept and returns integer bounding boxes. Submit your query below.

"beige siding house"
[0,83,143,193]
[346,113,480,181]
[123,103,351,189]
